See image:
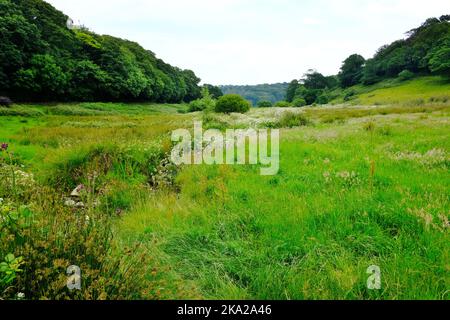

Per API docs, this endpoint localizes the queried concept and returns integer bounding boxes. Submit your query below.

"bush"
[316,94,329,105]
[257,100,273,108]
[0,97,12,108]
[267,112,310,128]
[215,94,250,114]
[189,99,214,112]
[398,70,415,81]
[292,98,307,108]
[343,91,356,102]
[274,101,291,108]
[188,88,216,112]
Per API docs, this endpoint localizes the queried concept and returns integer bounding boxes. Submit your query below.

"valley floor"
[0,102,449,299]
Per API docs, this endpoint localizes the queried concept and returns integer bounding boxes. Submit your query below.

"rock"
[75,202,85,208]
[70,184,84,197]
[64,199,76,207]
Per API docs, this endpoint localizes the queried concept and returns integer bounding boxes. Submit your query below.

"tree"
[302,70,329,90]
[286,80,299,102]
[293,85,320,105]
[292,98,306,107]
[325,75,339,89]
[427,37,450,77]
[361,59,381,85]
[257,100,273,108]
[0,0,202,102]
[15,54,68,99]
[68,60,110,101]
[203,84,223,99]
[338,54,365,87]
[189,87,216,112]
[398,70,415,81]
[215,94,251,114]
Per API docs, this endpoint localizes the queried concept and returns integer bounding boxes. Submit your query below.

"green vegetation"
[285,16,450,106]
[221,83,289,105]
[257,101,273,108]
[188,88,216,112]
[398,70,415,81]
[0,0,449,302]
[362,16,450,84]
[2,102,448,300]
[274,101,291,108]
[0,0,201,103]
[292,98,307,108]
[331,76,450,106]
[215,94,251,114]
[338,54,365,88]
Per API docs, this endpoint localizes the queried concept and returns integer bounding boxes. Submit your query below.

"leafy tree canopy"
[0,0,201,102]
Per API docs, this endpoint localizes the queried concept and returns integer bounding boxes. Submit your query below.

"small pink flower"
[1,143,8,151]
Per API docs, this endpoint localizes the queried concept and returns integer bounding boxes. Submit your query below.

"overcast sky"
[46,0,449,85]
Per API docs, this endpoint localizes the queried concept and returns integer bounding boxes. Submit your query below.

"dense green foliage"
[0,0,201,103]
[361,16,450,85]
[338,54,366,88]
[257,100,273,108]
[398,70,415,81]
[215,94,251,114]
[274,101,291,108]
[188,87,216,112]
[285,16,450,106]
[427,35,450,76]
[292,97,307,107]
[286,70,336,105]
[221,83,289,105]
[203,84,223,99]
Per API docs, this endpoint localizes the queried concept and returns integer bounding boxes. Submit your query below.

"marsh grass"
[0,101,449,300]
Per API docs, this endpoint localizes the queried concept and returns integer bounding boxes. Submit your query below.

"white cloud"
[46,0,450,85]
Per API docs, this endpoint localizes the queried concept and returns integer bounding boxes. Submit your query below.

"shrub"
[0,143,173,300]
[274,101,291,108]
[273,112,310,128]
[0,97,12,108]
[202,113,229,130]
[398,70,415,81]
[215,94,250,114]
[257,100,273,108]
[188,88,216,112]
[343,91,356,102]
[316,94,329,105]
[292,98,307,108]
[189,99,214,112]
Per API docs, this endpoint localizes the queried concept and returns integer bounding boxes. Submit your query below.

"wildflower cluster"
[323,170,361,187]
[391,148,448,168]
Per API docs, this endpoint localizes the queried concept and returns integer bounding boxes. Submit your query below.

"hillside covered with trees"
[285,15,450,106]
[0,0,202,102]
[221,83,289,105]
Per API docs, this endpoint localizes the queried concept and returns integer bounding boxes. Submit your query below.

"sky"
[46,0,450,85]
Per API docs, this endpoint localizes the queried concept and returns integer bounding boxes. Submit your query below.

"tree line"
[0,0,202,103]
[221,83,289,105]
[285,16,450,106]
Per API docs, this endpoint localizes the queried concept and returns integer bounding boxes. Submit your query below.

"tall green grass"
[1,101,449,300]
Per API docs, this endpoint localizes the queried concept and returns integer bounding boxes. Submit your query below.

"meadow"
[0,95,449,300]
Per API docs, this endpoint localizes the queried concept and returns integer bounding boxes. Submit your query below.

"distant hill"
[220,83,289,105]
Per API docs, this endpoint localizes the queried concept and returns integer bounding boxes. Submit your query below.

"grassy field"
[330,76,450,106]
[0,99,449,300]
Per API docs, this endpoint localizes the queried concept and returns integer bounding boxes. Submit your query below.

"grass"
[116,110,449,300]
[0,100,449,300]
[330,76,450,106]
[0,102,188,117]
